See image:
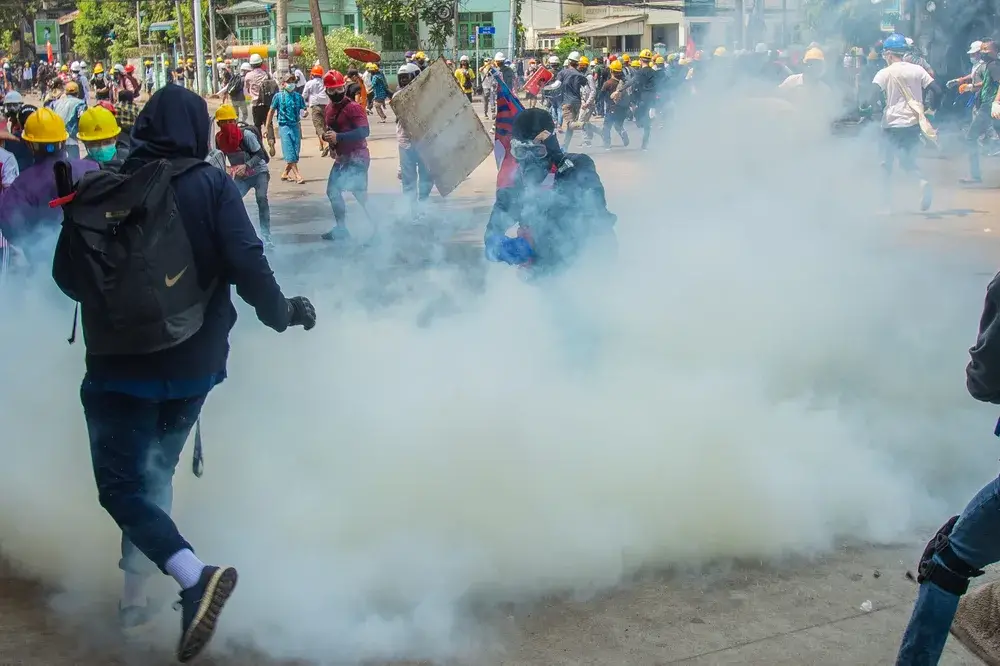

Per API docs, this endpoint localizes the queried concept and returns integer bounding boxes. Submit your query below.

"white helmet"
[398,62,420,76]
[248,53,263,65]
[4,90,22,104]
[70,60,80,71]
[240,62,252,71]
[494,51,505,61]
[567,51,580,62]
[114,63,125,73]
[79,60,88,69]
[547,55,559,65]
[459,55,469,62]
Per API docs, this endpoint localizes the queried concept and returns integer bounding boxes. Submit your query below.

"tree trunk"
[309,0,330,70]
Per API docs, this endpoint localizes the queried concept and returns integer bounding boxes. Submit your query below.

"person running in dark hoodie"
[51,84,317,661]
[895,269,1000,664]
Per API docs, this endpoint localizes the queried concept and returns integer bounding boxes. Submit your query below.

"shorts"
[561,103,581,131]
[328,158,369,193]
[309,105,327,138]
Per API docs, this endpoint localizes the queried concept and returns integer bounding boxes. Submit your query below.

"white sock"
[122,572,147,608]
[164,549,206,590]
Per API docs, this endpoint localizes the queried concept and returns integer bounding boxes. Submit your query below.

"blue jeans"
[235,171,270,237]
[82,387,207,575]
[326,159,369,225]
[896,474,1000,665]
[398,145,432,200]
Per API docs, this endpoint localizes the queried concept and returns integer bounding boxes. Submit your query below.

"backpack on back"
[255,76,278,108]
[53,158,218,356]
[237,121,270,163]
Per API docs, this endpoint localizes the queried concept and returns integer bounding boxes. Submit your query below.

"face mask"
[284,83,295,92]
[87,143,117,163]
[327,90,345,103]
[972,57,979,66]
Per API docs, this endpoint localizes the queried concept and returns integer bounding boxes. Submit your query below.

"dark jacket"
[486,153,616,274]
[53,84,290,396]
[968,273,1000,402]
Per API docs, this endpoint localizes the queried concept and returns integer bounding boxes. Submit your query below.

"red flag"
[46,42,53,63]
[685,34,696,59]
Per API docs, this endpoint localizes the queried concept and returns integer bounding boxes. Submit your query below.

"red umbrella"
[343,47,380,63]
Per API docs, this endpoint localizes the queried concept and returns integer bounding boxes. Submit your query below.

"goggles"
[510,138,548,161]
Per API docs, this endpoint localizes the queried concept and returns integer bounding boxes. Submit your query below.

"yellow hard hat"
[630,59,640,67]
[622,53,631,62]
[22,107,69,144]
[215,104,238,122]
[60,64,69,72]
[639,48,654,60]
[164,59,170,66]
[414,51,426,60]
[667,53,678,62]
[93,63,104,74]
[578,55,589,66]
[803,47,825,63]
[713,46,727,57]
[609,60,623,72]
[186,57,193,64]
[77,106,121,142]
[654,55,664,64]
[64,80,80,95]
[144,59,153,65]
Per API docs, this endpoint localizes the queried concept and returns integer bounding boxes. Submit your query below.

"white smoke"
[0,96,997,664]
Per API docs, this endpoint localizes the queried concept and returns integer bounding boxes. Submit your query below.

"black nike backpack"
[52,158,218,355]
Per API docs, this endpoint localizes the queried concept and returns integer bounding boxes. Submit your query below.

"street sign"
[469,35,475,44]
[477,25,495,35]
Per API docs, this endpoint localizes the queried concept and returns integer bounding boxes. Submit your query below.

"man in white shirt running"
[870,32,939,211]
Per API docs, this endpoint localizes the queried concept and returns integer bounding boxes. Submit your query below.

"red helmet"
[323,70,346,88]
[310,64,324,77]
[98,100,117,115]
[609,54,617,62]
[125,64,135,73]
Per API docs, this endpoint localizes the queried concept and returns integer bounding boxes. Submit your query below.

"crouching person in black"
[484,107,616,278]
[51,84,316,662]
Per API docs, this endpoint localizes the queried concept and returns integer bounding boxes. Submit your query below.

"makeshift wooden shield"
[344,47,380,63]
[389,57,492,197]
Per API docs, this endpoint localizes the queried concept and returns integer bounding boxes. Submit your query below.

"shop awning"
[538,15,647,38]
[149,21,177,32]
[217,0,273,14]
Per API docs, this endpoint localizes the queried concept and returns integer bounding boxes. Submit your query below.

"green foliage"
[355,0,453,51]
[0,29,12,55]
[295,28,376,73]
[554,34,586,62]
[73,0,236,64]
[562,13,584,27]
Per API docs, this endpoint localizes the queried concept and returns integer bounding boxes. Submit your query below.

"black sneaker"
[175,566,238,663]
[321,226,352,242]
[620,131,630,147]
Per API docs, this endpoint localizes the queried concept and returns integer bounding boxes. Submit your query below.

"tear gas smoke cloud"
[0,94,997,664]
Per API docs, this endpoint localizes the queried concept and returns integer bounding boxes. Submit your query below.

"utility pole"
[735,0,744,50]
[136,1,143,50]
[193,0,205,94]
[507,0,516,58]
[453,0,460,59]
[309,0,330,70]
[208,0,219,90]
[175,0,187,67]
[276,0,289,77]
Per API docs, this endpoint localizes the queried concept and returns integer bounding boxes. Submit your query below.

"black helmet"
[16,104,38,128]
[512,107,555,142]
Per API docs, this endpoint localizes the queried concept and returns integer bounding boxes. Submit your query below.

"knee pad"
[916,515,985,595]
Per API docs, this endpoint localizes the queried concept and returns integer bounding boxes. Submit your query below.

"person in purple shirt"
[0,107,96,271]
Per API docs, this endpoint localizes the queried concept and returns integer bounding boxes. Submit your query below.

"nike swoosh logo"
[164,266,188,288]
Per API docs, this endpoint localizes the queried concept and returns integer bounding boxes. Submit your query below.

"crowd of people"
[5,30,1000,666]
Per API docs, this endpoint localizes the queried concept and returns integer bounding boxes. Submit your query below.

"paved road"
[6,101,1000,665]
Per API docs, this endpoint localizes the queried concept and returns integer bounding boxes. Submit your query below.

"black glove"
[286,296,316,331]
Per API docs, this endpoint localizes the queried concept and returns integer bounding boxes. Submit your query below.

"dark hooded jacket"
[53,84,290,398]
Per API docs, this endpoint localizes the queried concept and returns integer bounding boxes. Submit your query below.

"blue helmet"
[883,33,908,52]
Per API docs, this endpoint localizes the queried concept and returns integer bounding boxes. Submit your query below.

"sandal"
[280,174,289,181]
[295,178,306,185]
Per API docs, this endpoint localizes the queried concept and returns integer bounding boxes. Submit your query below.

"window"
[238,27,254,44]
[289,25,312,44]
[387,22,413,50]
[343,14,355,31]
[458,12,494,50]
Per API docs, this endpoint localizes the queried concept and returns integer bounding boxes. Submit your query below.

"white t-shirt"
[778,73,804,89]
[873,61,933,128]
[0,146,19,189]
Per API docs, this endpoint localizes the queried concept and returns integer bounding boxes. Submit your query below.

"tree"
[295,28,375,73]
[562,13,584,27]
[0,0,41,59]
[355,0,454,52]
[554,33,586,62]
